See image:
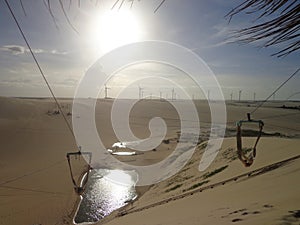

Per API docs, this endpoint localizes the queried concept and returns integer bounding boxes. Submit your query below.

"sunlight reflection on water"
[74,169,137,224]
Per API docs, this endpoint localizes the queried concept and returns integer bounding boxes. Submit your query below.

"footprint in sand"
[281,210,300,225]
[229,208,247,215]
[224,204,274,223]
[288,210,300,218]
[232,218,243,222]
[263,204,274,209]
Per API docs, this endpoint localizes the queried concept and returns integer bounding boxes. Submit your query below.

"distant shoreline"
[1,96,300,102]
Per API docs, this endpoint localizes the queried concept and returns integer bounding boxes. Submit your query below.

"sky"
[0,0,299,100]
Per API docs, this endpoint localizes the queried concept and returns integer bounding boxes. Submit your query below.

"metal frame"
[66,150,92,195]
[236,113,264,167]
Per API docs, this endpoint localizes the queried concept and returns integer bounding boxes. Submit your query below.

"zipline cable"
[4,0,78,144]
[250,67,300,115]
[154,0,166,13]
[4,0,90,195]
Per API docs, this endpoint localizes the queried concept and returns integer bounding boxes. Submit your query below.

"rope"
[4,0,79,148]
[0,159,66,186]
[250,67,300,115]
[0,185,66,195]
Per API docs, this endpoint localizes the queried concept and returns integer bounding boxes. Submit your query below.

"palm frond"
[226,0,300,57]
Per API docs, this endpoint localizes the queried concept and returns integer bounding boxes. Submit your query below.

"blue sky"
[0,0,299,100]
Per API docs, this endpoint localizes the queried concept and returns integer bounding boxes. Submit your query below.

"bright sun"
[89,10,144,54]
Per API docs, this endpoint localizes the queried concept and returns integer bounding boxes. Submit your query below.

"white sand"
[0,97,299,225]
[102,137,300,225]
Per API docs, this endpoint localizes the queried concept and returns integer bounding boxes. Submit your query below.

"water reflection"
[112,151,136,156]
[108,141,137,156]
[75,169,137,224]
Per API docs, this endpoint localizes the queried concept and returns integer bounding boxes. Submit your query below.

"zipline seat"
[66,149,92,195]
[236,113,264,167]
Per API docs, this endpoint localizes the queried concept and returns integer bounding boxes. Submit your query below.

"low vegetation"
[202,165,228,179]
[165,184,183,193]
[183,180,209,192]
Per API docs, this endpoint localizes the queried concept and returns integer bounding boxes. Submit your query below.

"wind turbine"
[171,88,175,101]
[160,91,163,101]
[104,85,110,99]
[138,86,144,99]
[238,90,242,102]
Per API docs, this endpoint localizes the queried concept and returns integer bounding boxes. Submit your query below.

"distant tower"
[230,92,233,101]
[253,92,256,102]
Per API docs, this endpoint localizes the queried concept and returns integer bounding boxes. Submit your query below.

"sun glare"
[89,10,144,55]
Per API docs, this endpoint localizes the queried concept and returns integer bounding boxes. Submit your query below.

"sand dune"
[0,97,299,225]
[101,137,300,225]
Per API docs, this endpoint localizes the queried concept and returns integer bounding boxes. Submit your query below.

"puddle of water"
[108,141,137,156]
[111,141,144,149]
[74,169,137,224]
[112,152,136,156]
[112,142,126,148]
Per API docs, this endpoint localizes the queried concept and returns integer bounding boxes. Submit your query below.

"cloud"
[50,49,68,55]
[0,44,67,55]
[1,45,25,55]
[0,74,43,87]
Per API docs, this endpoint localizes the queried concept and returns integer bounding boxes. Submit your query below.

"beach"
[0,97,299,225]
